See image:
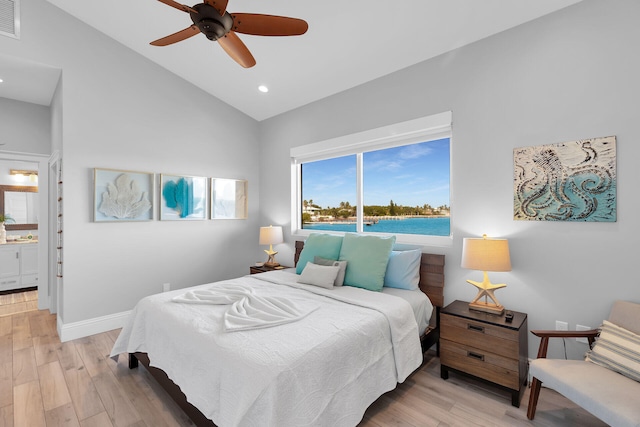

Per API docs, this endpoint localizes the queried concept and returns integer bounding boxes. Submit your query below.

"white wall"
[0,0,260,332]
[258,0,640,359]
[0,97,51,153]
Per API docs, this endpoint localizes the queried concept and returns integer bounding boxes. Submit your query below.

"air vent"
[0,0,19,39]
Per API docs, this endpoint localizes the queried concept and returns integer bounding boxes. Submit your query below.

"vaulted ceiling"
[2,0,583,121]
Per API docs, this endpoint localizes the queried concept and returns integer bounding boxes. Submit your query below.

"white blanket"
[172,284,319,331]
[111,271,423,427]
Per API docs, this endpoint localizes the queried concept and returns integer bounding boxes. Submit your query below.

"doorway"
[0,154,50,313]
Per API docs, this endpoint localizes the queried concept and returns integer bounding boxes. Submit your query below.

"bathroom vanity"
[0,241,38,292]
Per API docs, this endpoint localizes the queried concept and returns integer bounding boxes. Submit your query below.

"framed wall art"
[160,174,209,220]
[211,178,248,219]
[514,136,616,222]
[93,168,155,222]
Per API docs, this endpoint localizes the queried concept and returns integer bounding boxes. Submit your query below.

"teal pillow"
[339,233,396,291]
[296,233,344,274]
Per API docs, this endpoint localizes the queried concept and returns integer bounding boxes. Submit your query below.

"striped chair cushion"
[585,320,640,382]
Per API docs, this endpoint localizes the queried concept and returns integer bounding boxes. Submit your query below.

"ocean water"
[303,217,450,236]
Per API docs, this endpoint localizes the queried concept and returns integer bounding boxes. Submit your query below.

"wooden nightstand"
[440,300,528,407]
[249,265,291,274]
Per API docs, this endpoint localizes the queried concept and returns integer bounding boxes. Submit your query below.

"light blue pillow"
[296,233,343,274]
[384,249,422,290]
[339,233,396,291]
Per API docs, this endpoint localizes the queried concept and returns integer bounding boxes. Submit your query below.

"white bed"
[111,270,430,426]
[111,236,446,426]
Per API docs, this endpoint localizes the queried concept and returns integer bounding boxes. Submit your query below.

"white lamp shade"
[259,225,283,245]
[461,236,511,272]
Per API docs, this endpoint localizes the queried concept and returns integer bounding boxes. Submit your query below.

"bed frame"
[128,242,445,427]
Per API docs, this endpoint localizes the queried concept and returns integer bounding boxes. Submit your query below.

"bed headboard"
[294,240,445,308]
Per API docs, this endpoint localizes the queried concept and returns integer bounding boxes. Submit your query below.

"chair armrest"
[531,329,599,339]
[531,329,600,358]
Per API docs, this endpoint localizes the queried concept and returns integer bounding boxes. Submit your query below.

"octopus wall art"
[513,136,616,222]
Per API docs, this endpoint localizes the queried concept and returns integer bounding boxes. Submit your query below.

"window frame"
[290,111,453,247]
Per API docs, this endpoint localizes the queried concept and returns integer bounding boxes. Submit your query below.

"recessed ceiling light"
[0,78,3,83]
[258,85,269,93]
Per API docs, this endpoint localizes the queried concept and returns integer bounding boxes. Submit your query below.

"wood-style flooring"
[0,289,38,317]
[1,308,608,427]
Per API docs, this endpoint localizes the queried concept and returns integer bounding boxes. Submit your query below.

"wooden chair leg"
[527,377,542,420]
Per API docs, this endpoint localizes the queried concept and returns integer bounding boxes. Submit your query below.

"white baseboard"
[58,310,131,342]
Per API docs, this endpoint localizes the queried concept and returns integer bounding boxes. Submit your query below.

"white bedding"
[381,286,434,334]
[111,270,424,427]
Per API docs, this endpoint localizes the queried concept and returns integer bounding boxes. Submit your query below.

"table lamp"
[461,234,511,314]
[259,225,283,267]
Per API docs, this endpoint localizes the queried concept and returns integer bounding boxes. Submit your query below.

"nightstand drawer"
[250,265,291,274]
[441,314,519,359]
[440,300,528,407]
[440,340,520,389]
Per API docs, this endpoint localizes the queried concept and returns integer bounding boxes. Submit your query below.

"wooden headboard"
[294,240,445,309]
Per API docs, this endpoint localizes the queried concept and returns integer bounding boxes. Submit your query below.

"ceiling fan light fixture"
[258,85,269,93]
[151,0,308,68]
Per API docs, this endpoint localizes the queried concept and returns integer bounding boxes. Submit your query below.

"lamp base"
[264,249,279,267]
[469,300,505,315]
[466,271,507,316]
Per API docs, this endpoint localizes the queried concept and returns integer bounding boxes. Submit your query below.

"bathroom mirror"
[0,185,39,230]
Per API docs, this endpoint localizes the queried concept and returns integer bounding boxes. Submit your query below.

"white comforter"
[110,270,423,427]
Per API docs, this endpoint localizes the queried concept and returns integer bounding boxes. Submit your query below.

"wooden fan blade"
[150,25,200,46]
[231,13,308,36]
[204,0,228,16]
[218,31,256,68]
[157,0,196,14]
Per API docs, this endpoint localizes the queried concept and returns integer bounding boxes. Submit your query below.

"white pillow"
[314,256,347,286]
[298,262,340,289]
[585,320,640,382]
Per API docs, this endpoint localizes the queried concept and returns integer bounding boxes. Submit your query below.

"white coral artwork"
[99,173,152,219]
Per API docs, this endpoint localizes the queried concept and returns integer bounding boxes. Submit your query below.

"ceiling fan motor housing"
[190,3,232,40]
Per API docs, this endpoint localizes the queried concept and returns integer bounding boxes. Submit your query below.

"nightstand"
[440,300,528,407]
[249,264,291,274]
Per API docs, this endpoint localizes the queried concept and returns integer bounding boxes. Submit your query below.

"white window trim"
[290,111,453,247]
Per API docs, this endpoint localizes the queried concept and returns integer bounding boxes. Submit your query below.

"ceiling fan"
[150,0,308,68]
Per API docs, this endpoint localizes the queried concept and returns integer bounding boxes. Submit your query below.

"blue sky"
[302,138,450,208]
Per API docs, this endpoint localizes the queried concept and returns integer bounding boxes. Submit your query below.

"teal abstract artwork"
[160,174,208,220]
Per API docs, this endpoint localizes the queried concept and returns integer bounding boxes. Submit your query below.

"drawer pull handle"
[468,324,485,333]
[467,351,485,361]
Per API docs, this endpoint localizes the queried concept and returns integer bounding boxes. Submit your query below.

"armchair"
[527,300,640,427]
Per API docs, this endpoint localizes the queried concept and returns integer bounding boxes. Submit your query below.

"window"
[292,112,452,246]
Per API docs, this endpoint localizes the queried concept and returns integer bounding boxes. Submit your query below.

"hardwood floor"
[1,309,608,427]
[0,289,38,317]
